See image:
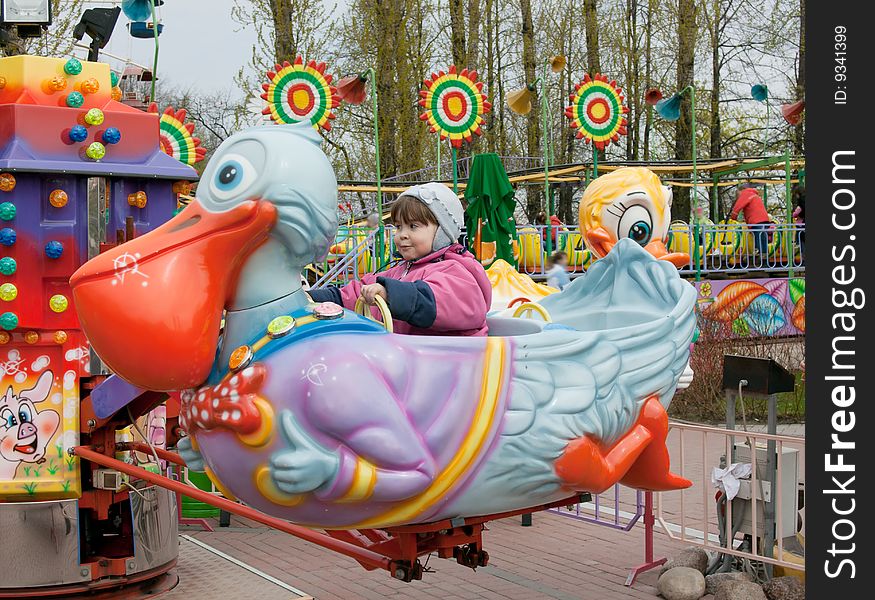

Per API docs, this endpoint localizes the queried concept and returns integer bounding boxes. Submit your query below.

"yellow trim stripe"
[236,397,275,448]
[337,458,377,503]
[204,466,238,502]
[252,315,319,353]
[255,465,305,507]
[352,337,506,527]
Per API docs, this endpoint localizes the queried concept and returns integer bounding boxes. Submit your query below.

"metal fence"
[656,422,805,573]
[311,223,806,288]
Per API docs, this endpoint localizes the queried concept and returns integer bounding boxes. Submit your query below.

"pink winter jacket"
[311,244,492,336]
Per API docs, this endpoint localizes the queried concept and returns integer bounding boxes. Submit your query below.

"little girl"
[308,183,491,336]
[545,251,571,290]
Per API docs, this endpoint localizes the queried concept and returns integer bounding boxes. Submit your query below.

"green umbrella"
[464,153,519,268]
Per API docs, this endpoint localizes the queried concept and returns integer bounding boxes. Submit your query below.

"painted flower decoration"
[261,56,340,131]
[565,73,629,150]
[419,65,491,148]
[148,103,207,165]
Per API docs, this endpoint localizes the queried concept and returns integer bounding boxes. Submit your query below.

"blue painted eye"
[18,405,31,423]
[216,161,243,190]
[2,410,15,429]
[209,154,257,201]
[618,205,654,247]
[628,221,652,244]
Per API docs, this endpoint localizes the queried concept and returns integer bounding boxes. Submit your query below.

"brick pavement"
[183,510,689,599]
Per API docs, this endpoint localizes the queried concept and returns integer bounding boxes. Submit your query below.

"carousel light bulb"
[111,86,123,101]
[0,202,15,221]
[54,330,68,344]
[0,331,8,344]
[64,58,83,76]
[81,77,100,95]
[45,241,64,259]
[86,142,106,160]
[69,125,88,143]
[48,76,68,92]
[49,189,69,208]
[66,91,85,108]
[0,228,15,246]
[102,127,121,145]
[84,108,105,126]
[110,71,120,87]
[0,283,17,301]
[50,294,69,313]
[0,257,15,275]
[24,331,39,344]
[0,173,16,192]
[0,312,17,331]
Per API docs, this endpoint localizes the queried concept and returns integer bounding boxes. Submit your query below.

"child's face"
[394,220,438,261]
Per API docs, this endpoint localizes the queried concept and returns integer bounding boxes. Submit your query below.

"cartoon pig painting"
[0,371,60,480]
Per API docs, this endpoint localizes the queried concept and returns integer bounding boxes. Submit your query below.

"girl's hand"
[360,283,387,305]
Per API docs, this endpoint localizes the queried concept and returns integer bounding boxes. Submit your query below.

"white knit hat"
[399,182,464,251]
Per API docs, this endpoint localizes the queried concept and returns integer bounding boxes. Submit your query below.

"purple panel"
[90,374,147,419]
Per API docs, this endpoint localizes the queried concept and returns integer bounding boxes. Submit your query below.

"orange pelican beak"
[643,239,690,268]
[70,199,277,391]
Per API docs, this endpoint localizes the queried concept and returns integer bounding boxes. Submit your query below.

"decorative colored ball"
[0,173,15,192]
[0,312,17,331]
[0,228,15,246]
[128,191,147,208]
[54,330,68,344]
[0,257,15,276]
[69,124,88,143]
[24,331,39,344]
[0,283,17,302]
[0,331,8,344]
[49,189,69,208]
[66,91,85,108]
[50,294,69,313]
[172,180,193,195]
[0,202,15,221]
[84,108,105,126]
[64,58,82,75]
[111,86,123,101]
[45,241,64,259]
[48,76,68,92]
[86,142,106,160]
[110,71,120,87]
[102,127,121,145]
[81,77,100,94]
[0,76,5,90]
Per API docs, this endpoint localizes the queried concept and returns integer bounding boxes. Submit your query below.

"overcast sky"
[93,0,258,95]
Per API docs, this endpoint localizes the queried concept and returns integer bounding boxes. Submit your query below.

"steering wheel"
[354,295,394,333]
[511,302,552,322]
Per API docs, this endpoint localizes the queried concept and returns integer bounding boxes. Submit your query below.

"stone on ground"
[657,566,706,600]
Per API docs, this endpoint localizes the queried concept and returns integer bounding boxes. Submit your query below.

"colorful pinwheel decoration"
[565,73,629,150]
[419,65,491,148]
[261,56,340,131]
[148,103,206,165]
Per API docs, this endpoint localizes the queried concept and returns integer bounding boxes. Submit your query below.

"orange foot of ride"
[619,396,692,491]
[555,395,691,494]
[555,424,652,495]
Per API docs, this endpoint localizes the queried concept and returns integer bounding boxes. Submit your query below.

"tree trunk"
[449,0,467,67]
[643,0,653,161]
[675,0,697,222]
[794,0,805,154]
[467,0,481,69]
[583,0,601,74]
[495,0,507,155]
[520,0,541,221]
[709,0,722,221]
[270,0,297,62]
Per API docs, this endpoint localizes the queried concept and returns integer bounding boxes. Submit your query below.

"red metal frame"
[624,491,666,586]
[73,443,587,582]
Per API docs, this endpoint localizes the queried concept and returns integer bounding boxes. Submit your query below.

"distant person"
[536,210,564,249]
[792,184,805,260]
[546,251,571,290]
[729,183,771,256]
